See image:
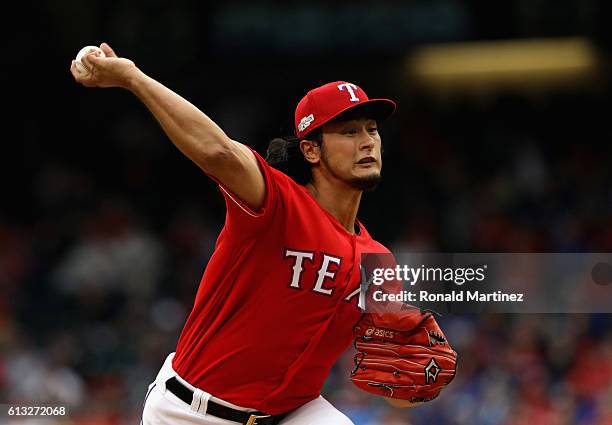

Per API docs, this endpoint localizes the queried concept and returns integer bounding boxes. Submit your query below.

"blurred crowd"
[2,83,612,424]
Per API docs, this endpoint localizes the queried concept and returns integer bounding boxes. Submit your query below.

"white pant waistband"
[155,352,257,416]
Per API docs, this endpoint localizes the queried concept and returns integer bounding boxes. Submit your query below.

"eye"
[343,128,358,135]
[368,127,378,134]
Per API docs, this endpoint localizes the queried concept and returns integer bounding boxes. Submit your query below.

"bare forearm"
[126,69,231,170]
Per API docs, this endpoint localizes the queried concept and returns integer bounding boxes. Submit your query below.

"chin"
[349,172,382,191]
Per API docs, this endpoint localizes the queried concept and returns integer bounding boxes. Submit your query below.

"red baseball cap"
[294,81,396,139]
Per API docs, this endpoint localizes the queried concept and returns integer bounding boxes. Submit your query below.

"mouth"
[356,157,376,165]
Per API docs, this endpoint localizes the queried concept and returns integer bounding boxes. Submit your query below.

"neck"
[306,180,362,234]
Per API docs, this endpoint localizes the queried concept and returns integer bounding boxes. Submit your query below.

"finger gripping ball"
[75,45,106,76]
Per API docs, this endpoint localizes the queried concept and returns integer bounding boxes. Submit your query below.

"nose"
[358,129,376,150]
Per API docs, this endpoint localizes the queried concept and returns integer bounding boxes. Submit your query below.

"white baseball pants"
[141,353,354,425]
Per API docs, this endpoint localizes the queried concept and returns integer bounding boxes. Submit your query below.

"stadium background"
[2,1,612,424]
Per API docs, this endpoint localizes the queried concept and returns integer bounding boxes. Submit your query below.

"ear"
[300,139,321,164]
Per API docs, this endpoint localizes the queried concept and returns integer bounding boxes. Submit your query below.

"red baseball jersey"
[172,150,391,414]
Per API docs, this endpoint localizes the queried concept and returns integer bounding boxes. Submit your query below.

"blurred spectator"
[3,1,612,423]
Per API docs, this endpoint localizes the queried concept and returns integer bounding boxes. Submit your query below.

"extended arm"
[70,43,265,210]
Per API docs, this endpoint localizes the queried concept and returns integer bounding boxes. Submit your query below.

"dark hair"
[265,130,321,185]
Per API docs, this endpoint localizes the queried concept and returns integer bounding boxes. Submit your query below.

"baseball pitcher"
[70,43,457,425]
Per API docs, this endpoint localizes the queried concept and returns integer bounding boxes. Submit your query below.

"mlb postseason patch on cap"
[298,114,315,132]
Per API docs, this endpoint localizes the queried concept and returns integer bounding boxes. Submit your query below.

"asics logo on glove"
[365,327,395,340]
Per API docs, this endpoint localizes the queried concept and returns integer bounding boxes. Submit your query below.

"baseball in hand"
[75,45,106,76]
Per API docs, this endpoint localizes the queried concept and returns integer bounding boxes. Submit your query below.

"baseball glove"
[351,308,457,403]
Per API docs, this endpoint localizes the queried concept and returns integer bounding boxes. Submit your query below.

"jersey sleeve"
[213,148,282,238]
[362,250,406,314]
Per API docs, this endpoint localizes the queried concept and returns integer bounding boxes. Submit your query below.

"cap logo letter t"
[337,83,360,102]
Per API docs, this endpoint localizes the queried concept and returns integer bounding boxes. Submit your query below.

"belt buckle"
[245,413,271,425]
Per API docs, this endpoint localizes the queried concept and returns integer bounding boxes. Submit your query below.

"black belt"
[165,377,286,425]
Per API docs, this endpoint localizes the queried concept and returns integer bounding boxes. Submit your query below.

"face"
[315,117,382,191]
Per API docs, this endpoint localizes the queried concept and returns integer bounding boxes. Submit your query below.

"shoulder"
[368,238,392,254]
[358,221,392,253]
[251,149,302,189]
[263,156,312,203]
